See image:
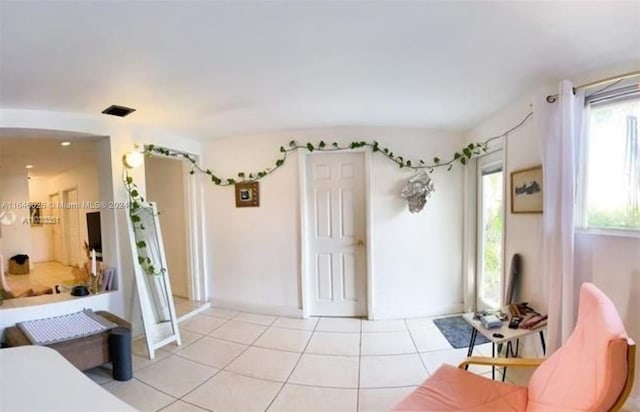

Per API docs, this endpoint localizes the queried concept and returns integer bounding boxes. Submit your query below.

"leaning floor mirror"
[127,201,181,359]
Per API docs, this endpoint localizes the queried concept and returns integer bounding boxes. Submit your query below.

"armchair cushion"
[526,283,629,411]
[393,364,527,411]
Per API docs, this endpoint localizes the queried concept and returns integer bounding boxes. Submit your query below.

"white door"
[306,152,367,317]
[49,193,63,262]
[62,188,81,266]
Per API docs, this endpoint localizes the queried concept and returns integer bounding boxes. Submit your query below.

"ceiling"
[0,1,639,140]
[0,129,100,177]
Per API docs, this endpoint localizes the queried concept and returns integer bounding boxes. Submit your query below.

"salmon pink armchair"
[394,283,636,411]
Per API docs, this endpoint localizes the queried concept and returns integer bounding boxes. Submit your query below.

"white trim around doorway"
[298,150,375,320]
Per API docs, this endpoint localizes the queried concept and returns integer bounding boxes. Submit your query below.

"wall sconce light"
[123,151,144,169]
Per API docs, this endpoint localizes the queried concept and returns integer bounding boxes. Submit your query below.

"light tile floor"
[88,310,529,412]
[5,261,74,293]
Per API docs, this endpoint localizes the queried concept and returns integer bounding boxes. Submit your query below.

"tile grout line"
[173,314,276,404]
[263,317,322,412]
[132,315,235,373]
[404,319,430,375]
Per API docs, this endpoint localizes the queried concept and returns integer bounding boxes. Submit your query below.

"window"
[583,90,640,231]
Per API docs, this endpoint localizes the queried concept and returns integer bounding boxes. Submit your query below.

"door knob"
[352,239,365,247]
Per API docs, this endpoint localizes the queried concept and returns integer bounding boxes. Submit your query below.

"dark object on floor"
[71,285,90,296]
[10,254,29,265]
[8,254,30,275]
[109,327,133,381]
[433,316,490,349]
[3,311,130,372]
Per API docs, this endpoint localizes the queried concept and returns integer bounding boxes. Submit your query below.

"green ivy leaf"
[463,147,472,158]
[136,240,147,249]
[138,256,145,264]
[289,140,296,147]
[460,157,467,165]
[454,152,461,160]
[406,160,412,167]
[319,141,326,148]
[131,189,139,197]
[227,178,235,184]
[238,172,245,178]
[189,170,195,175]
[126,176,133,184]
[275,159,284,167]
[433,157,440,164]
[131,215,141,223]
[280,146,286,153]
[332,142,339,147]
[383,148,389,154]
[307,143,314,152]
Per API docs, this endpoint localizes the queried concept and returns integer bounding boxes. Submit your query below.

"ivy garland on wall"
[124,110,533,275]
[145,139,488,186]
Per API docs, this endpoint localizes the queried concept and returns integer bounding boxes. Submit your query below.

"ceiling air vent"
[102,105,136,117]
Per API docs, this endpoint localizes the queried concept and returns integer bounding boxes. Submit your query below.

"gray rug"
[433,316,489,349]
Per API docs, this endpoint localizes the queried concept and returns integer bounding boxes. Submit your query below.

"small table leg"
[492,343,496,380]
[539,330,546,355]
[465,328,478,370]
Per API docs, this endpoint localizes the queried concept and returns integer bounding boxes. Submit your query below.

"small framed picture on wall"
[510,166,543,213]
[235,182,260,207]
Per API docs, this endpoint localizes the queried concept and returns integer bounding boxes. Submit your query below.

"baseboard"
[210,298,303,319]
[371,302,465,321]
[177,301,212,323]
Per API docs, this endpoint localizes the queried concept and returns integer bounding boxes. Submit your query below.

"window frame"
[577,86,640,236]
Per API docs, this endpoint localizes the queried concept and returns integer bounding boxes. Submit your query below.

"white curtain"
[535,81,585,353]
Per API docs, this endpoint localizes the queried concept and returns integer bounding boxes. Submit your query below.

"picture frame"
[29,205,43,226]
[510,166,543,214]
[235,182,260,207]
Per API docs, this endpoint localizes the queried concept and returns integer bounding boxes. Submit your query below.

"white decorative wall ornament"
[400,171,435,213]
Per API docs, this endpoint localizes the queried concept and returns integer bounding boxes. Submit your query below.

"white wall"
[26,176,50,263]
[0,109,203,335]
[0,170,33,266]
[145,156,189,298]
[203,126,465,319]
[28,161,100,264]
[465,87,640,408]
[465,99,545,310]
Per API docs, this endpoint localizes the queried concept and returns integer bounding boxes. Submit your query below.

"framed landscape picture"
[511,166,543,214]
[235,182,260,207]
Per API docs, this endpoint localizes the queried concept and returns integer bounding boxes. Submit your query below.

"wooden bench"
[2,311,130,371]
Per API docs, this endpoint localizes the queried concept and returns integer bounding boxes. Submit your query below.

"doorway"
[145,154,205,318]
[302,152,368,317]
[48,192,62,262]
[62,188,81,266]
[475,151,505,310]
